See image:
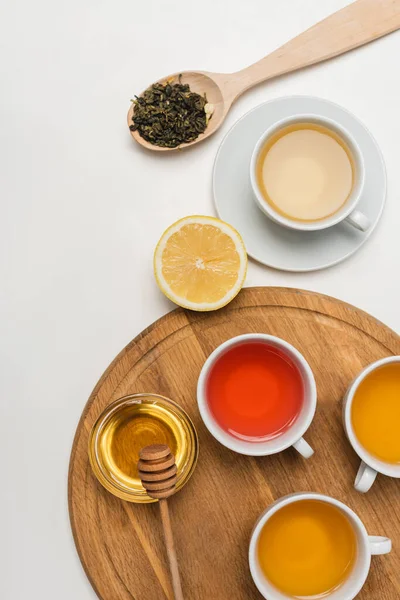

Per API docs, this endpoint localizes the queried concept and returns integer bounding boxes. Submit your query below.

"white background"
[1,0,399,597]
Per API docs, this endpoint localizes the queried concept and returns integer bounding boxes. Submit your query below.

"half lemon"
[154,216,247,311]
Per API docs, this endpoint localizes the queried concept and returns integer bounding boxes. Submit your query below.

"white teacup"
[250,114,370,232]
[343,356,400,493]
[196,334,316,458]
[249,492,392,600]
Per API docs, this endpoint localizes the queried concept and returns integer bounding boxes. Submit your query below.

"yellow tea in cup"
[351,362,400,464]
[256,123,355,222]
[257,500,356,597]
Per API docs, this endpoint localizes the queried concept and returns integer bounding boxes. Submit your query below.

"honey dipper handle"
[231,0,400,96]
[159,499,184,600]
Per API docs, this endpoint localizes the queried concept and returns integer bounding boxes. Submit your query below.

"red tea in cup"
[206,342,304,442]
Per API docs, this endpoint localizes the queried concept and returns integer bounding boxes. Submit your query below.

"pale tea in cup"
[256,122,355,222]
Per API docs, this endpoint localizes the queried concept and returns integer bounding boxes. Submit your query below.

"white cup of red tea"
[197,334,316,458]
[249,492,391,600]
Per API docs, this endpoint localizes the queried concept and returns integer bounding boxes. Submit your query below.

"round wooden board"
[69,287,400,600]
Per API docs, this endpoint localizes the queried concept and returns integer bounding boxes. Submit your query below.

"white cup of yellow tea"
[250,115,370,232]
[249,492,392,600]
[343,356,400,493]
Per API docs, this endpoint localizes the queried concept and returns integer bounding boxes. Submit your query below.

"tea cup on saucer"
[250,114,370,232]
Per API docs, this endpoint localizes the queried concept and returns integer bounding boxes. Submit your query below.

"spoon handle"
[159,499,184,600]
[232,0,400,96]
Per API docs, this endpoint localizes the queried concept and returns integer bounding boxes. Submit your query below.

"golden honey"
[89,394,198,503]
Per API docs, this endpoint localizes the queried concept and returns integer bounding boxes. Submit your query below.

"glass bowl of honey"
[89,393,199,503]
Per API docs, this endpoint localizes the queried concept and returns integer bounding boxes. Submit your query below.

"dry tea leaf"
[130,75,211,148]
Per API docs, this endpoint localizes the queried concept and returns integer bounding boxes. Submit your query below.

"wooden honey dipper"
[138,444,183,600]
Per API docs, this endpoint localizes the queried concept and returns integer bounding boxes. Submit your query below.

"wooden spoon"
[128,0,400,152]
[138,444,183,600]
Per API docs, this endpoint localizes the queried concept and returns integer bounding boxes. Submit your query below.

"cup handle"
[292,437,314,459]
[369,536,392,555]
[345,210,371,232]
[354,461,377,493]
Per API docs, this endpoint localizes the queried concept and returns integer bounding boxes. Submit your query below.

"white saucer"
[213,96,386,272]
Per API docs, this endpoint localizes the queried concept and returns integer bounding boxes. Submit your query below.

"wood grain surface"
[231,0,400,95]
[68,287,400,600]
